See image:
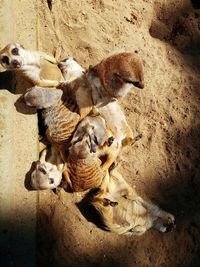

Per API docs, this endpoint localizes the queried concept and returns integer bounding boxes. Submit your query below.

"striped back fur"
[43,91,80,149]
[67,155,104,192]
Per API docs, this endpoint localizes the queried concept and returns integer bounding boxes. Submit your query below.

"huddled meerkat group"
[0,43,175,236]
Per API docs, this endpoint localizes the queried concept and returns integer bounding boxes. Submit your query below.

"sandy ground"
[0,1,38,266]
[37,0,200,266]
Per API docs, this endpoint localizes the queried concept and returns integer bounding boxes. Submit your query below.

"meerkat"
[24,86,80,150]
[31,146,64,190]
[0,43,63,87]
[62,114,115,192]
[63,133,105,192]
[92,168,175,235]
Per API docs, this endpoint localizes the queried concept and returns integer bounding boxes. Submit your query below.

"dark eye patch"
[107,136,114,146]
[1,56,9,65]
[38,166,47,174]
[11,48,19,55]
[94,135,98,145]
[72,135,83,145]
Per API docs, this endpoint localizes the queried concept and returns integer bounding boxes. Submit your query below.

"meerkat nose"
[12,59,20,68]
[132,81,144,89]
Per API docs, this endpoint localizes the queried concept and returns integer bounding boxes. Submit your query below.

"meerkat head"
[31,161,54,190]
[0,43,26,70]
[58,57,85,81]
[71,115,107,155]
[69,134,92,159]
[24,86,63,109]
[70,114,108,158]
[87,52,144,98]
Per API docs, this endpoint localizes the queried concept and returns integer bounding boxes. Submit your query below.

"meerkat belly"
[113,197,151,235]
[67,157,104,192]
[98,102,127,143]
[21,66,41,84]
[102,198,145,235]
[44,104,80,147]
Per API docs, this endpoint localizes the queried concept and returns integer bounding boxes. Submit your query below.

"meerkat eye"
[11,48,19,55]
[110,201,118,207]
[38,166,47,174]
[107,136,114,146]
[94,135,98,145]
[1,56,9,65]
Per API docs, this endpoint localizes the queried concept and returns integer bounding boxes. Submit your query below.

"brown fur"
[87,52,144,99]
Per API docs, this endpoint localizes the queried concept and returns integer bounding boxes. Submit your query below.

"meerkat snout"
[11,59,21,68]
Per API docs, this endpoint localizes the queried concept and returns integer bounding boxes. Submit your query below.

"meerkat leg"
[39,52,57,64]
[100,153,118,172]
[79,106,93,119]
[35,79,60,87]
[99,132,120,172]
[39,141,48,154]
[56,152,64,172]
[48,147,64,171]
[122,124,134,146]
[108,157,122,171]
[39,147,47,162]
[62,168,73,190]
